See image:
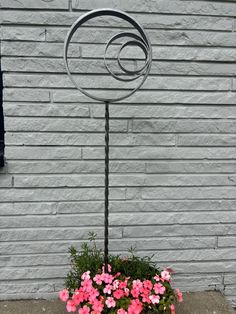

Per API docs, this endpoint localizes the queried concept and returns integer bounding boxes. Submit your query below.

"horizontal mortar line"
[0,210,236,217]
[0,224,234,231]
[3,71,236,79]
[0,8,70,12]
[2,39,236,49]
[2,23,234,33]
[3,41,236,50]
[1,222,236,229]
[0,248,219,259]
[6,158,235,163]
[1,7,236,18]
[5,159,236,163]
[70,8,236,19]
[6,144,236,148]
[3,86,233,92]
[4,117,236,121]
[8,185,236,189]
[0,198,235,203]
[3,54,236,63]
[0,246,233,257]
[10,173,236,176]
[5,172,236,176]
[3,71,235,79]
[5,117,236,121]
[1,235,218,244]
[6,131,236,135]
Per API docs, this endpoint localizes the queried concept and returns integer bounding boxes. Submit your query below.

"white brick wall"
[0,0,236,306]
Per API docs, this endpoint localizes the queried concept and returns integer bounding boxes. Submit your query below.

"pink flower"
[102,264,112,273]
[124,287,129,297]
[59,288,69,302]
[170,304,175,314]
[128,299,143,314]
[88,288,99,302]
[81,271,91,280]
[161,270,171,281]
[113,289,124,300]
[72,289,86,305]
[149,294,160,304]
[81,279,93,292]
[154,283,166,295]
[143,280,152,290]
[103,284,113,294]
[132,280,143,290]
[113,280,119,289]
[131,288,139,298]
[175,288,183,302]
[119,280,127,289]
[105,297,116,308]
[92,299,104,312]
[78,305,90,314]
[101,273,113,284]
[66,300,77,312]
[118,309,127,314]
[93,274,103,285]
[154,274,160,281]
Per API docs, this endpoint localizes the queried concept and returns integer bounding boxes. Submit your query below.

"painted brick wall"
[1,0,236,305]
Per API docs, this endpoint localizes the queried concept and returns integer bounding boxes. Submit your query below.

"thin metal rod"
[104,101,109,272]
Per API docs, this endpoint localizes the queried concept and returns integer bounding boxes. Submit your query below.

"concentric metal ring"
[64,8,152,103]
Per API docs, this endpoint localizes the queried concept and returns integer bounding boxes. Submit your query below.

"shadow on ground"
[0,291,235,314]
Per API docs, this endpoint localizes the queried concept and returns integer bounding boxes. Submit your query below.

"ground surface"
[0,292,235,314]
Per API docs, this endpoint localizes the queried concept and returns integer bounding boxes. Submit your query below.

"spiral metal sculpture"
[64,8,152,271]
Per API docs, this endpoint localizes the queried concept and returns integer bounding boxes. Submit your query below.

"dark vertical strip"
[104,101,109,272]
[0,60,4,167]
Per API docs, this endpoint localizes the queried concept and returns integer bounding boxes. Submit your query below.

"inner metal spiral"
[64,8,152,103]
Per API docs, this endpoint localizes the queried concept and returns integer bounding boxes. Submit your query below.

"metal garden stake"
[64,8,152,272]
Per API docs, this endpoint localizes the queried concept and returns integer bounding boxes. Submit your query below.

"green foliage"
[66,232,163,290]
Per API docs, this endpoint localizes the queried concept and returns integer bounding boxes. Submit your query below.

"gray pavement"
[0,292,235,314]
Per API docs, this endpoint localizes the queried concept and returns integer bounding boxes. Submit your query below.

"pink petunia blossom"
[149,294,160,304]
[131,288,139,298]
[66,300,77,312]
[81,279,93,292]
[78,305,90,314]
[132,280,143,290]
[105,297,116,308]
[103,284,113,294]
[154,283,166,295]
[175,288,183,302]
[72,289,86,305]
[117,309,127,314]
[81,271,91,280]
[101,273,113,284]
[161,270,171,281]
[154,274,160,281]
[113,279,119,290]
[128,299,143,314]
[143,280,153,290]
[119,280,127,289]
[59,289,69,302]
[170,304,175,314]
[113,289,124,300]
[88,288,99,302]
[92,299,104,313]
[93,274,103,285]
[124,287,129,297]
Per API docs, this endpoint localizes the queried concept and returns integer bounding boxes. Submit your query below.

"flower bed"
[59,233,183,314]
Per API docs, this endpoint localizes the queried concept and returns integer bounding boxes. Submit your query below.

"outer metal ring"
[64,8,152,103]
